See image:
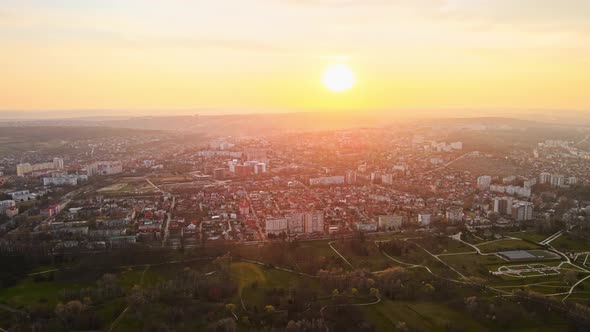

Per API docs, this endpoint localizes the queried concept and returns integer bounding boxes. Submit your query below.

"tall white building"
[539,172,551,184]
[512,201,534,221]
[85,161,123,176]
[418,214,431,226]
[477,175,492,190]
[550,174,565,188]
[309,176,345,186]
[493,197,513,215]
[53,157,64,170]
[378,215,403,230]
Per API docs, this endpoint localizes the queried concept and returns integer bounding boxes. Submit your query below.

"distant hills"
[0,110,588,136]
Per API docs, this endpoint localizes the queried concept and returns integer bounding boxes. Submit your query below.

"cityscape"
[2,1,590,331]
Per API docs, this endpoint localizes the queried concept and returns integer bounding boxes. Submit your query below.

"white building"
[493,197,513,215]
[378,215,403,230]
[0,200,16,215]
[418,214,432,226]
[43,174,88,186]
[550,174,565,188]
[265,217,288,235]
[381,174,393,185]
[85,161,123,176]
[16,157,63,176]
[445,209,463,223]
[539,172,551,184]
[309,176,345,186]
[512,201,534,221]
[477,175,492,190]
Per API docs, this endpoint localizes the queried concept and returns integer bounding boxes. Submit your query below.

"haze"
[1,0,590,116]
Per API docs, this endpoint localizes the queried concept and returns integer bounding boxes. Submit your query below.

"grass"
[509,231,550,243]
[331,240,395,271]
[439,253,506,280]
[477,239,542,253]
[0,277,91,308]
[551,234,590,252]
[231,262,322,310]
[362,300,488,332]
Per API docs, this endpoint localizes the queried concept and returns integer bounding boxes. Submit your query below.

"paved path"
[328,241,353,268]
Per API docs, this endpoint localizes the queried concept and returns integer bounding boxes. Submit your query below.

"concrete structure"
[85,161,123,176]
[0,200,16,215]
[309,176,345,186]
[16,157,64,176]
[345,170,357,185]
[445,208,463,223]
[418,214,432,226]
[493,197,513,215]
[539,172,551,184]
[378,215,403,230]
[43,174,88,186]
[477,175,492,190]
[511,201,534,221]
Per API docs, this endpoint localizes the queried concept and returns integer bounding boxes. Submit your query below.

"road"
[540,229,564,245]
[328,241,353,268]
[144,178,175,247]
[245,192,266,242]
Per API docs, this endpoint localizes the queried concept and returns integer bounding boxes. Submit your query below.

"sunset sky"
[1,0,590,115]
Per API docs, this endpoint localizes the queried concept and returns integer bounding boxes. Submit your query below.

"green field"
[552,234,590,252]
[509,231,550,243]
[331,240,395,271]
[477,239,542,253]
[363,300,488,331]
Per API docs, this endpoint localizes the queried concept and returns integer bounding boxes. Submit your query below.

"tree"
[350,288,358,296]
[370,288,380,298]
[566,270,579,285]
[225,303,236,313]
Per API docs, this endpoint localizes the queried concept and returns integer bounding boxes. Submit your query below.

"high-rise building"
[477,175,492,190]
[345,170,357,185]
[16,158,63,176]
[53,157,64,170]
[493,197,513,215]
[381,173,393,185]
[550,174,565,188]
[418,214,431,226]
[511,201,534,221]
[309,176,345,186]
[85,161,123,176]
[445,208,463,223]
[539,172,551,184]
[378,215,403,230]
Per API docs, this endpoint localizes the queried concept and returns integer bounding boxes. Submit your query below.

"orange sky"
[1,0,590,115]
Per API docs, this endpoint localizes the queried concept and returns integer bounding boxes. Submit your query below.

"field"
[508,231,549,243]
[331,240,396,271]
[363,300,488,331]
[477,239,542,253]
[551,234,590,252]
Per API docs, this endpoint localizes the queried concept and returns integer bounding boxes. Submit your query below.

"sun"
[322,63,355,93]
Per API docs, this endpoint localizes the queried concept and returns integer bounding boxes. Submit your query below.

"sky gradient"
[1,0,589,114]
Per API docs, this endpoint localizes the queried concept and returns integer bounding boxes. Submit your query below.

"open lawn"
[439,253,506,280]
[0,277,91,308]
[509,231,550,243]
[231,262,322,310]
[362,300,489,332]
[551,234,590,252]
[477,239,542,253]
[331,240,395,271]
